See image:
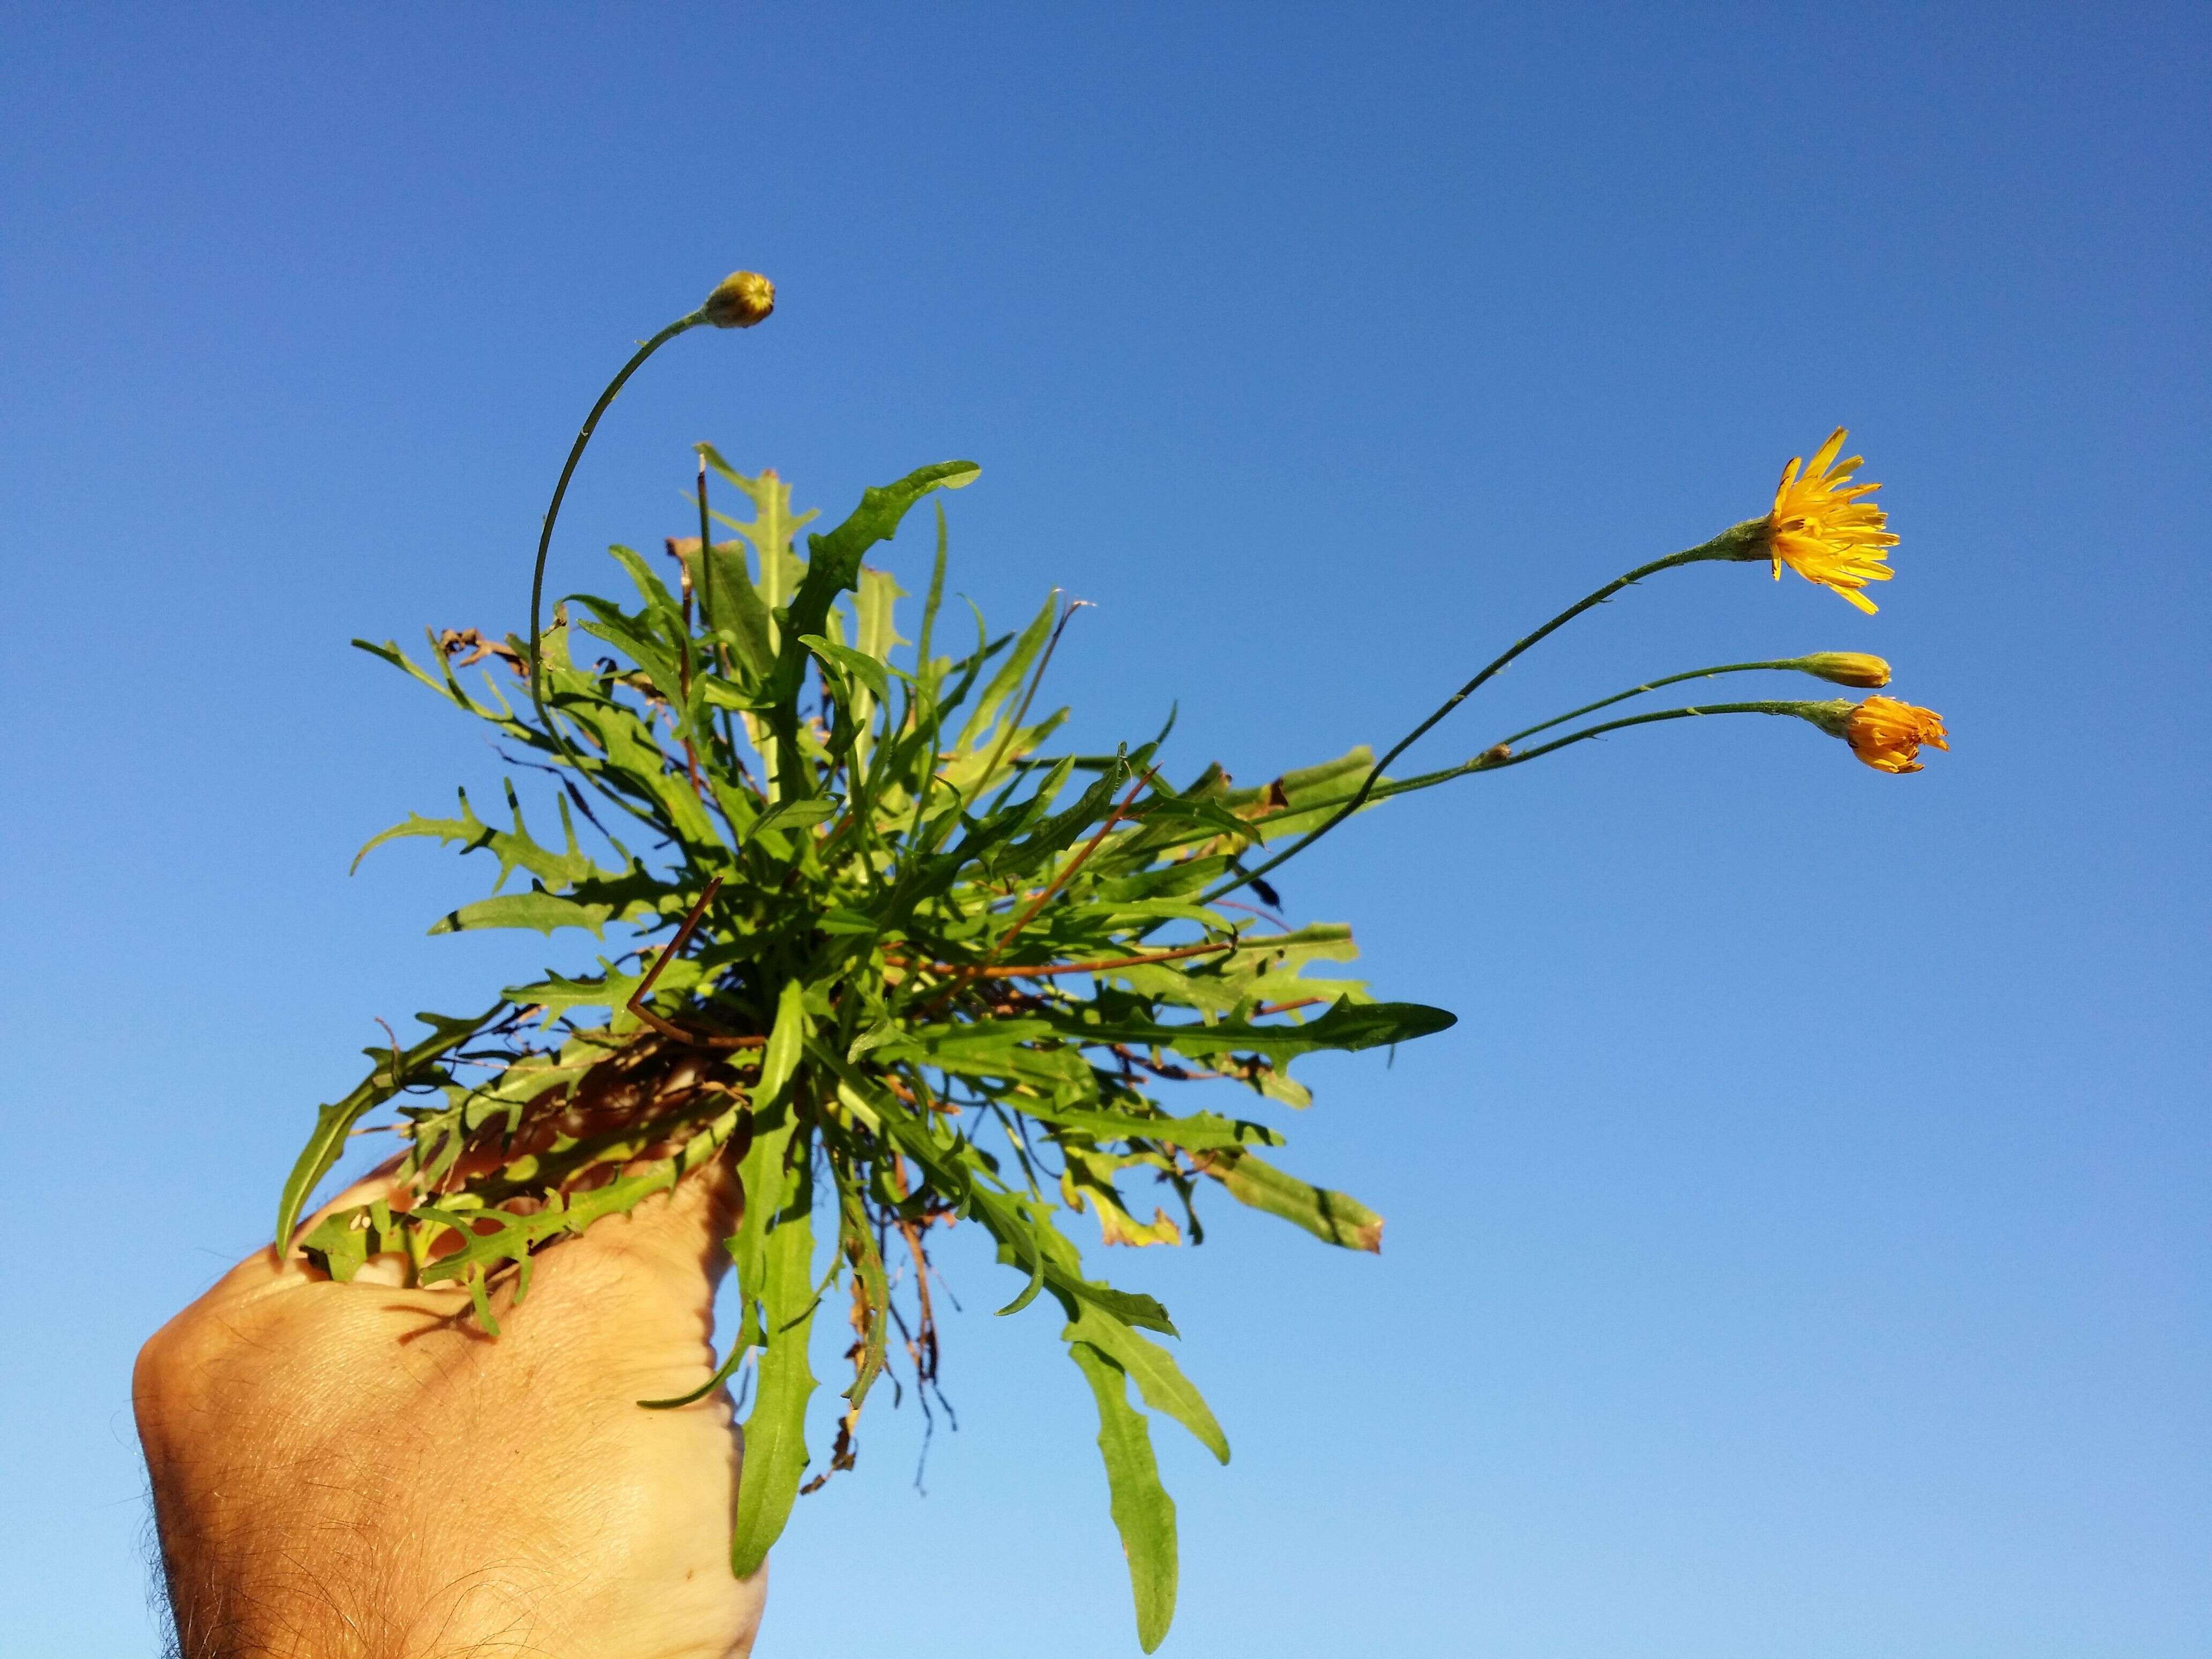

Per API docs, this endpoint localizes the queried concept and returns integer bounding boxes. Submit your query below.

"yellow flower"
[1768,427,1898,612]
[1843,695,1949,774]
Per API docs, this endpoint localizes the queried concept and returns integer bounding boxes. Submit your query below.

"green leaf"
[1027,1101,1281,1155]
[1131,790,1257,842]
[1198,1147,1384,1252]
[746,795,838,846]
[728,1106,799,1347]
[1065,1304,1228,1464]
[699,447,818,621]
[799,633,892,703]
[681,532,776,681]
[353,784,602,891]
[853,565,906,665]
[273,1006,504,1250]
[957,590,1058,752]
[768,461,981,719]
[427,890,617,937]
[731,1154,819,1580]
[499,951,716,1018]
[756,978,810,1107]
[298,1205,400,1282]
[1071,1341,1179,1653]
[907,1025,1094,1089]
[1034,997,1458,1064]
[637,1331,752,1412]
[837,1178,890,1409]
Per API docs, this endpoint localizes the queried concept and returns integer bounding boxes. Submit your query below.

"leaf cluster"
[280,452,1455,1649]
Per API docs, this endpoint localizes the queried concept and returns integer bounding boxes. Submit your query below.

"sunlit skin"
[1843,694,1950,773]
[1767,427,1899,612]
[134,1164,766,1659]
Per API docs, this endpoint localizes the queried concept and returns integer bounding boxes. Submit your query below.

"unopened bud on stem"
[1795,651,1892,688]
[703,270,776,328]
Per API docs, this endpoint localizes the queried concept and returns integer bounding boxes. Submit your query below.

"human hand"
[133,1163,765,1659]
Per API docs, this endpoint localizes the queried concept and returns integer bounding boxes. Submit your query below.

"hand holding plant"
[140,269,1948,1654]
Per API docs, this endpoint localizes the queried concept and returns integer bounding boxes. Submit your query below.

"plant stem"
[527,310,707,747]
[1497,659,1812,748]
[1200,529,1759,903]
[1305,699,1837,805]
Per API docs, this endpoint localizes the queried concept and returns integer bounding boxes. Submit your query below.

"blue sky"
[3,3,2205,1653]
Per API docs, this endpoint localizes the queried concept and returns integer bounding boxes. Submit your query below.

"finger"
[189,1152,421,1302]
[291,1150,413,1244]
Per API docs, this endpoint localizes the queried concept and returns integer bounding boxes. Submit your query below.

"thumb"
[569,1154,747,1297]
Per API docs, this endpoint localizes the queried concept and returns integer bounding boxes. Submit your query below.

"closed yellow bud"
[702,270,775,328]
[1798,652,1892,689]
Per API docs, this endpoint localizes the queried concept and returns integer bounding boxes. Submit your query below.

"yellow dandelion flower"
[1768,427,1898,613]
[1843,695,1949,774]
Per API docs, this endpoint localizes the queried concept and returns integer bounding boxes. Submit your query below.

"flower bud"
[702,270,775,328]
[1797,652,1892,689]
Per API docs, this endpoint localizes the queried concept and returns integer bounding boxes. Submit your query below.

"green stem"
[527,310,708,745]
[1200,525,1763,903]
[1489,698,1839,768]
[1335,699,1840,803]
[1497,658,1812,749]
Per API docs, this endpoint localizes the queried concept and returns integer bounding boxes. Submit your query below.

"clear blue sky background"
[3,4,2205,1654]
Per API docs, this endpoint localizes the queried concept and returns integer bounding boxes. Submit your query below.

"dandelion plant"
[281,271,1949,1651]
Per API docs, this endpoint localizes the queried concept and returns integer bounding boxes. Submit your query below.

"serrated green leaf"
[1033,996,1455,1064]
[353,784,602,891]
[761,461,980,737]
[274,1005,503,1250]
[699,447,818,623]
[428,890,616,937]
[1029,1102,1282,1154]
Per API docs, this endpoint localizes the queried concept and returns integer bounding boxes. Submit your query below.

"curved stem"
[1194,703,1831,836]
[1497,659,1811,749]
[1200,527,1760,903]
[1278,699,1839,812]
[1480,699,1830,768]
[526,311,707,744]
